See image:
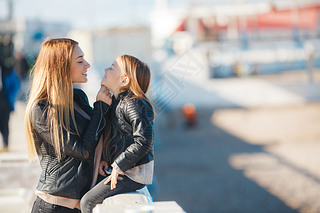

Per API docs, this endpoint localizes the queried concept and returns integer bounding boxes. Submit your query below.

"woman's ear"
[121,76,130,88]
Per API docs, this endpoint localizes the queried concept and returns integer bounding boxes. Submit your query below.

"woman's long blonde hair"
[25,38,79,162]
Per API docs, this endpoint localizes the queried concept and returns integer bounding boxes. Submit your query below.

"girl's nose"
[85,60,90,68]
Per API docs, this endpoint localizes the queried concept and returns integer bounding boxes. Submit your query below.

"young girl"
[80,55,155,213]
[25,38,112,212]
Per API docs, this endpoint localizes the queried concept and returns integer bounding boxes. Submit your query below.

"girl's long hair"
[102,55,154,163]
[118,55,152,102]
[25,38,79,162]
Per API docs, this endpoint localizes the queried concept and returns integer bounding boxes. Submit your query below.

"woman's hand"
[96,85,112,105]
[99,161,109,176]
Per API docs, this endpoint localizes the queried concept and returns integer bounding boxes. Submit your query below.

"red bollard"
[182,103,197,128]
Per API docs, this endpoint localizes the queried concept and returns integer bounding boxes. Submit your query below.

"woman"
[25,38,112,212]
[80,55,154,213]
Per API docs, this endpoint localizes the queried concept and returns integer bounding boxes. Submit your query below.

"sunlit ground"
[153,70,320,213]
[212,103,320,212]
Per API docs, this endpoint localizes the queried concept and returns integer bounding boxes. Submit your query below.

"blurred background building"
[2,0,320,82]
[151,0,320,78]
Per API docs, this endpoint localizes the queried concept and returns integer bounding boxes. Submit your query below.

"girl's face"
[70,45,90,83]
[102,57,126,92]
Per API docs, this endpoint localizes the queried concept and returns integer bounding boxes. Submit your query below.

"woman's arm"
[32,100,109,160]
[32,86,112,160]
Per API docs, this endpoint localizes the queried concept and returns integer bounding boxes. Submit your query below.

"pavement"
[151,70,320,213]
[154,103,320,213]
[0,70,319,212]
[161,70,320,109]
[0,101,40,213]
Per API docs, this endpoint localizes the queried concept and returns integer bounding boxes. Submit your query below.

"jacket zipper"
[47,163,61,175]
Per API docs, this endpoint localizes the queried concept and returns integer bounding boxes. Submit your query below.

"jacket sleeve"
[113,99,154,172]
[32,101,109,160]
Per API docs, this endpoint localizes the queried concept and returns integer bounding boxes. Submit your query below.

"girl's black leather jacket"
[31,89,109,199]
[107,90,154,173]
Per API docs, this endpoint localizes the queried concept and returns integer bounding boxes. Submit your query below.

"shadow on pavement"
[154,108,298,213]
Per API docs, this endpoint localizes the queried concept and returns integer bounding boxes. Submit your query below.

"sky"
[1,0,176,29]
[0,0,283,30]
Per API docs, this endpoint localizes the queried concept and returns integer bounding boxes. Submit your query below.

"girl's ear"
[121,76,130,88]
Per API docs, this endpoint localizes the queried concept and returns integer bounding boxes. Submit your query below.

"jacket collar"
[117,90,130,100]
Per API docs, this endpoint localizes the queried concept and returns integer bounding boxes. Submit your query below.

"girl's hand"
[104,169,119,190]
[96,85,112,105]
[99,161,109,176]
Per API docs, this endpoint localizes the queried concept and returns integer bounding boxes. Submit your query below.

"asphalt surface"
[153,103,320,213]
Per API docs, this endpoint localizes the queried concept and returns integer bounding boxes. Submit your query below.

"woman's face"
[70,45,90,83]
[101,57,125,92]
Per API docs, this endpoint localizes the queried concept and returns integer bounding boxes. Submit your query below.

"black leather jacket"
[31,89,109,199]
[107,90,154,172]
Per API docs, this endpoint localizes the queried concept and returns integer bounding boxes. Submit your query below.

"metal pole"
[7,0,13,21]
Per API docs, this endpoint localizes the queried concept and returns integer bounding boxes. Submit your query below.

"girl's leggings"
[80,175,145,213]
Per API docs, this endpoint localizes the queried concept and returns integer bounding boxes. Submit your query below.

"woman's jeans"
[80,175,145,213]
[31,196,80,213]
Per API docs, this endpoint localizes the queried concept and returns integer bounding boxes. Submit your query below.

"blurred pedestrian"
[0,64,20,152]
[80,55,155,213]
[14,51,30,102]
[14,51,29,79]
[25,38,112,212]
